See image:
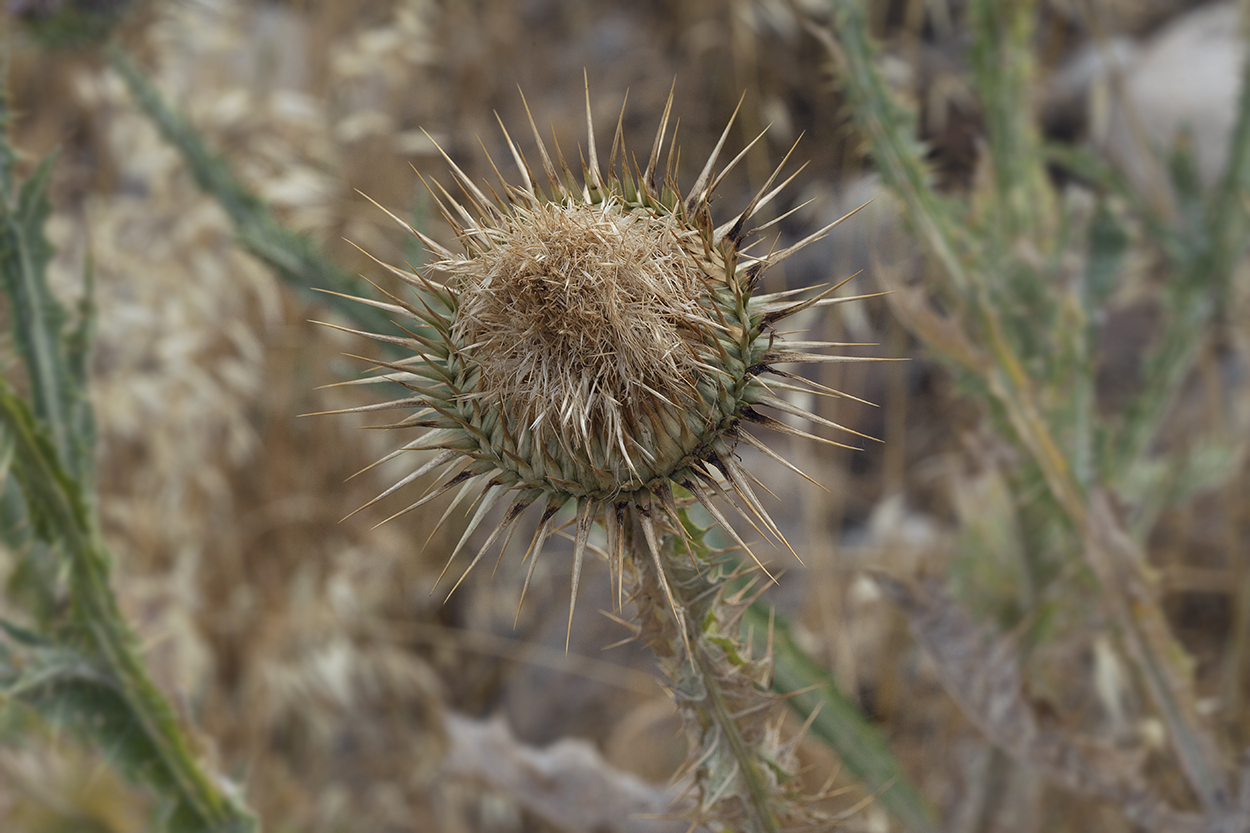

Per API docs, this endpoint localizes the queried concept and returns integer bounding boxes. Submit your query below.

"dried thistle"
[324,82,875,830]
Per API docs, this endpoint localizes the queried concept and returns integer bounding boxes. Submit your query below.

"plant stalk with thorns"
[320,81,881,830]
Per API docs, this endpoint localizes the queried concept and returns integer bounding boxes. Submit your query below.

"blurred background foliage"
[2,0,1250,831]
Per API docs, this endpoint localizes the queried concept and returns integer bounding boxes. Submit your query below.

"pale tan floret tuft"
[451,199,716,489]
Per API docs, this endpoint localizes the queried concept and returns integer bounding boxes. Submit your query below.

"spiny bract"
[325,84,874,640]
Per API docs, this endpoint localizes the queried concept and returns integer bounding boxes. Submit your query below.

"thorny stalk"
[625,502,828,833]
[0,64,258,832]
[819,0,1250,823]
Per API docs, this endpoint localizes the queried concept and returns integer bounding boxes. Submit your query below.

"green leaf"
[1085,202,1128,305]
[0,103,95,484]
[64,255,99,486]
[0,65,257,833]
[1166,134,1207,245]
[0,420,12,492]
[0,67,16,193]
[0,381,258,832]
[743,603,936,831]
[0,635,252,833]
[0,615,50,649]
[0,154,69,460]
[0,482,64,627]
[12,0,136,49]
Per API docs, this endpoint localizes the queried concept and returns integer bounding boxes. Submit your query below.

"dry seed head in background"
[325,83,875,642]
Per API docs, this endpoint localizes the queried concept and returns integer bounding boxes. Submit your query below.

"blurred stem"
[1208,18,1250,282]
[1,73,94,483]
[0,382,258,833]
[0,69,256,827]
[105,46,396,339]
[809,4,972,295]
[818,0,1232,813]
[0,156,67,460]
[825,0,1085,524]
[1109,28,1250,479]
[1083,493,1230,813]
[1223,465,1250,730]
[968,0,1049,241]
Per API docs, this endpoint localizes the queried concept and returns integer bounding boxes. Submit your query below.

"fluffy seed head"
[327,83,874,632]
[450,199,717,492]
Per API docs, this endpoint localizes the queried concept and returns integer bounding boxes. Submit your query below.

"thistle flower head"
[449,197,715,492]
[330,84,870,640]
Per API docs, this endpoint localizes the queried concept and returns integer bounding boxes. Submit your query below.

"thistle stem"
[628,505,792,833]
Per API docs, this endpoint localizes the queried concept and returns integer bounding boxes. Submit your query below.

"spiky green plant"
[816,0,1250,827]
[329,85,870,631]
[325,83,879,829]
[0,71,258,833]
